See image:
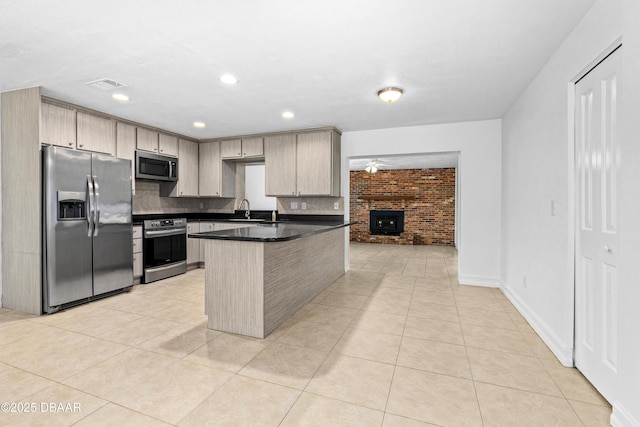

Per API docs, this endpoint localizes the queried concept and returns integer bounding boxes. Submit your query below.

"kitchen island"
[190,222,349,338]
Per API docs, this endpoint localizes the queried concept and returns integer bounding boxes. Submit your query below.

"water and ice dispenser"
[57,191,86,220]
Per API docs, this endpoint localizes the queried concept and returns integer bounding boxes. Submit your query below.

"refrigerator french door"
[42,145,133,313]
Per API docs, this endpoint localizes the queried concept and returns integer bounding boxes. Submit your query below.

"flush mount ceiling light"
[193,121,206,128]
[219,74,238,85]
[365,160,379,173]
[377,87,403,103]
[111,93,129,102]
[282,111,295,119]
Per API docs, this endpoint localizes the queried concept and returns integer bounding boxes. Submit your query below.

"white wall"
[502,0,640,424]
[342,119,502,286]
[244,164,276,211]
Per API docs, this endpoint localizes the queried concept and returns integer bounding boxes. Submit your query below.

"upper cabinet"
[115,122,136,195]
[199,141,235,197]
[161,139,199,197]
[136,128,158,152]
[158,133,178,156]
[264,134,297,196]
[265,130,340,197]
[136,128,178,156]
[296,131,340,196]
[76,112,116,155]
[220,137,264,159]
[41,102,76,148]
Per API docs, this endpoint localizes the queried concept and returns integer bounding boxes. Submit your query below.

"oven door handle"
[144,228,187,238]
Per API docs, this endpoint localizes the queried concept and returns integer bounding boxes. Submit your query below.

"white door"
[575,46,621,402]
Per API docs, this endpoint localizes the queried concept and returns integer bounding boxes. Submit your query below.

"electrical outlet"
[290,202,298,209]
[334,202,339,210]
[301,202,307,210]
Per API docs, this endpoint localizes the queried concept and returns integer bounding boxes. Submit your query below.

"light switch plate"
[334,202,339,210]
[291,202,298,209]
[301,202,307,210]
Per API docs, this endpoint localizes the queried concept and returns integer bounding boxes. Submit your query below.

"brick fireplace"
[350,168,455,245]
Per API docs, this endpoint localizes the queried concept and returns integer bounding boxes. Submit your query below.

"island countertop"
[189,221,351,242]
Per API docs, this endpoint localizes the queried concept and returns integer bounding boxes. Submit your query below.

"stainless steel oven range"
[142,218,187,283]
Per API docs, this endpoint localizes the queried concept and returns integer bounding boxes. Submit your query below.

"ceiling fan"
[365,160,380,173]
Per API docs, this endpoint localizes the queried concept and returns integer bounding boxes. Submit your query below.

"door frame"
[568,38,622,366]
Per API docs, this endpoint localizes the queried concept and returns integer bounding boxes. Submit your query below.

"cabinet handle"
[79,144,84,147]
[68,142,73,146]
[238,152,242,156]
[160,149,164,152]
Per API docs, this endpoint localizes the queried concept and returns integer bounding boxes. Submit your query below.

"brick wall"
[350,168,455,245]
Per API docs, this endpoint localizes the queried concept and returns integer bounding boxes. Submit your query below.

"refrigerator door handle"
[87,175,94,237]
[93,175,100,237]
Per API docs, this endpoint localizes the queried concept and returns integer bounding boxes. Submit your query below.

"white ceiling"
[350,152,458,171]
[1,0,595,139]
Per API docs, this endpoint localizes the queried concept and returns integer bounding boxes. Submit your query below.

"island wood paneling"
[263,227,345,336]
[1,87,42,314]
[203,227,346,338]
[205,239,265,337]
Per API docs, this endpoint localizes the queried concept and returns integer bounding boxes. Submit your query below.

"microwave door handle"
[87,175,94,237]
[168,161,173,179]
[93,176,100,237]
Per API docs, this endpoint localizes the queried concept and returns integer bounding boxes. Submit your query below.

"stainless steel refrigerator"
[42,145,133,313]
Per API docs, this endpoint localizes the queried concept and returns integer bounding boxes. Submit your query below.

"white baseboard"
[612,402,640,427]
[501,285,574,366]
[458,275,501,288]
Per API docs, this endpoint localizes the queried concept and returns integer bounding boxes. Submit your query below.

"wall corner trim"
[501,285,574,366]
[611,402,640,427]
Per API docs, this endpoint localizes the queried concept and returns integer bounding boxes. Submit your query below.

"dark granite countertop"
[189,221,350,242]
[133,211,344,225]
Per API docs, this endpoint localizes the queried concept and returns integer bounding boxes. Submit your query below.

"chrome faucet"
[238,199,251,219]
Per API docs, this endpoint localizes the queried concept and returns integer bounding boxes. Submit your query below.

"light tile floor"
[0,242,611,426]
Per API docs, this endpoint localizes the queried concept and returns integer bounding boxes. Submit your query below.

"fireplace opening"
[370,210,405,235]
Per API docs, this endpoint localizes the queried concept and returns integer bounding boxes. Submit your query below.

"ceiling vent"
[85,78,126,91]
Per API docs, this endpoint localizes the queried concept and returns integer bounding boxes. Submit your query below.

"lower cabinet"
[133,225,143,281]
[198,222,256,266]
[187,222,201,266]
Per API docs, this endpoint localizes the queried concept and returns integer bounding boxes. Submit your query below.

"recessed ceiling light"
[282,111,295,119]
[193,121,206,128]
[377,87,403,103]
[111,93,129,102]
[220,74,238,85]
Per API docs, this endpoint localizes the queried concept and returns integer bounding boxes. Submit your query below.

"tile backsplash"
[133,180,343,216]
[276,197,344,215]
[133,181,236,214]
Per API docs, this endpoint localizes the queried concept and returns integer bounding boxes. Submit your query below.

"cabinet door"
[76,112,116,155]
[241,137,264,157]
[116,123,136,195]
[296,131,337,196]
[159,133,178,156]
[220,139,242,158]
[265,134,297,196]
[187,222,200,265]
[198,141,222,196]
[199,222,215,263]
[41,102,76,148]
[177,139,199,196]
[136,128,158,152]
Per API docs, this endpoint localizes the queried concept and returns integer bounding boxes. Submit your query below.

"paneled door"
[574,46,621,402]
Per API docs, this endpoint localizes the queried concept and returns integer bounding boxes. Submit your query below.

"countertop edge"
[189,222,351,242]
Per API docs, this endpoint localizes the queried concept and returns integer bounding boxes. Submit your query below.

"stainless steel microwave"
[135,150,178,181]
